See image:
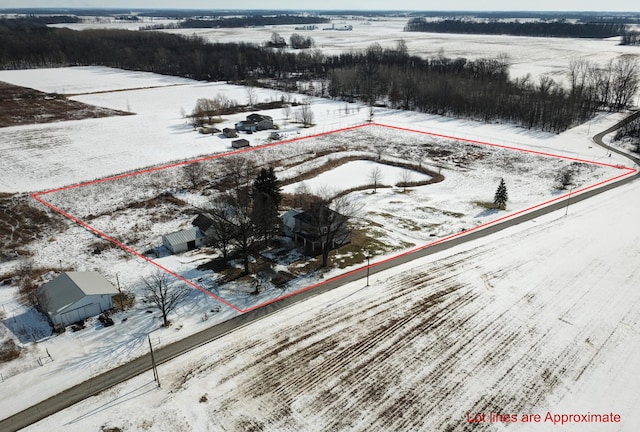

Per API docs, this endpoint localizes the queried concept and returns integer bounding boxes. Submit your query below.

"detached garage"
[162,227,206,254]
[37,272,118,328]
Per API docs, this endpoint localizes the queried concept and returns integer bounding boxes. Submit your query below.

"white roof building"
[162,227,206,254]
[37,272,118,328]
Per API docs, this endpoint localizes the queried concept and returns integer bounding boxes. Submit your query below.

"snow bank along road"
[1,114,639,431]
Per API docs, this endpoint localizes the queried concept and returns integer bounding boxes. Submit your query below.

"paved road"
[2,113,640,431]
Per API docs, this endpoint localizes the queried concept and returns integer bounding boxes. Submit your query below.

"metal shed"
[162,227,206,254]
[37,272,118,328]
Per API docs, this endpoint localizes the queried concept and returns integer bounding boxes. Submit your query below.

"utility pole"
[148,335,160,388]
[565,187,574,216]
[366,253,371,287]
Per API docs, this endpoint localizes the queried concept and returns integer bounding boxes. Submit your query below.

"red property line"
[31,123,637,314]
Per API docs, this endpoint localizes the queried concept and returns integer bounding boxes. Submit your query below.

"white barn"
[37,272,118,328]
[162,227,206,254]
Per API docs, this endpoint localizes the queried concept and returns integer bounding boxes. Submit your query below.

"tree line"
[179,15,327,29]
[1,19,637,133]
[326,43,639,132]
[404,18,627,39]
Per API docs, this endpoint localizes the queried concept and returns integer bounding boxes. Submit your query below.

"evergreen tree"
[253,167,282,208]
[251,167,282,245]
[494,178,508,210]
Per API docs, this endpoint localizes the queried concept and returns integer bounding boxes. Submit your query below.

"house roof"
[192,214,213,232]
[232,139,250,147]
[294,205,344,225]
[37,272,118,315]
[247,113,272,122]
[163,227,204,246]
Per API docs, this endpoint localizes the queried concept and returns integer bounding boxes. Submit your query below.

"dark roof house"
[236,114,274,132]
[282,205,350,252]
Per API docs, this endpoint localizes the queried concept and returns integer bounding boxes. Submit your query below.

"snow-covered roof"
[37,272,118,314]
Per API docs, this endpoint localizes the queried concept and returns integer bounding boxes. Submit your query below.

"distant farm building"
[37,272,118,328]
[162,227,206,254]
[223,128,238,138]
[235,114,274,133]
[232,139,250,149]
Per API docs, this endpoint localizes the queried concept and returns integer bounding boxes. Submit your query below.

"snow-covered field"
[0,67,632,194]
[21,173,640,432]
[159,17,640,84]
[43,15,640,87]
[0,22,638,431]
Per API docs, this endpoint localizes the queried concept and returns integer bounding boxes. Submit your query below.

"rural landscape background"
[1,5,640,431]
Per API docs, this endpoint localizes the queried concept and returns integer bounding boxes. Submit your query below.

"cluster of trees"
[289,33,314,49]
[404,18,628,39]
[565,57,640,113]
[267,32,315,49]
[187,157,358,271]
[613,117,640,152]
[200,159,282,274]
[621,31,640,46]
[178,15,327,29]
[1,19,638,133]
[326,43,639,132]
[189,94,238,127]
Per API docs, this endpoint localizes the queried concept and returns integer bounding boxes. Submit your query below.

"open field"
[0,57,637,430]
[31,122,625,311]
[21,178,640,432]
[0,81,131,128]
[50,17,640,86]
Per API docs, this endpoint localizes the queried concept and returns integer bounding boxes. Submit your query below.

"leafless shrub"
[0,339,21,363]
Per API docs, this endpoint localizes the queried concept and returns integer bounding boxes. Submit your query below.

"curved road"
[2,112,640,431]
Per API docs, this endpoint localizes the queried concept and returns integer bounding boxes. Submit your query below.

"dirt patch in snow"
[0,81,132,128]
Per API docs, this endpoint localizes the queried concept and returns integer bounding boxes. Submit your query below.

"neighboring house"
[37,271,118,328]
[236,114,274,132]
[236,121,258,133]
[223,128,238,138]
[232,139,250,149]
[162,227,206,254]
[282,206,350,252]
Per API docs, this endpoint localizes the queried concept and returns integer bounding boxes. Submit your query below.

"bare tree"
[182,162,206,190]
[246,86,258,108]
[369,166,383,193]
[373,141,385,160]
[202,198,237,262]
[611,57,639,111]
[296,99,315,127]
[223,155,257,204]
[282,103,291,120]
[397,168,413,192]
[142,271,189,327]
[193,98,222,124]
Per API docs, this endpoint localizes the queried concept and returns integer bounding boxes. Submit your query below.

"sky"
[0,0,638,12]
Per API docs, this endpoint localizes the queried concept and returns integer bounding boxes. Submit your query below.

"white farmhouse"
[37,271,118,328]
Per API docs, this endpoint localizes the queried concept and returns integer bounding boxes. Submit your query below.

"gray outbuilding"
[37,271,119,328]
